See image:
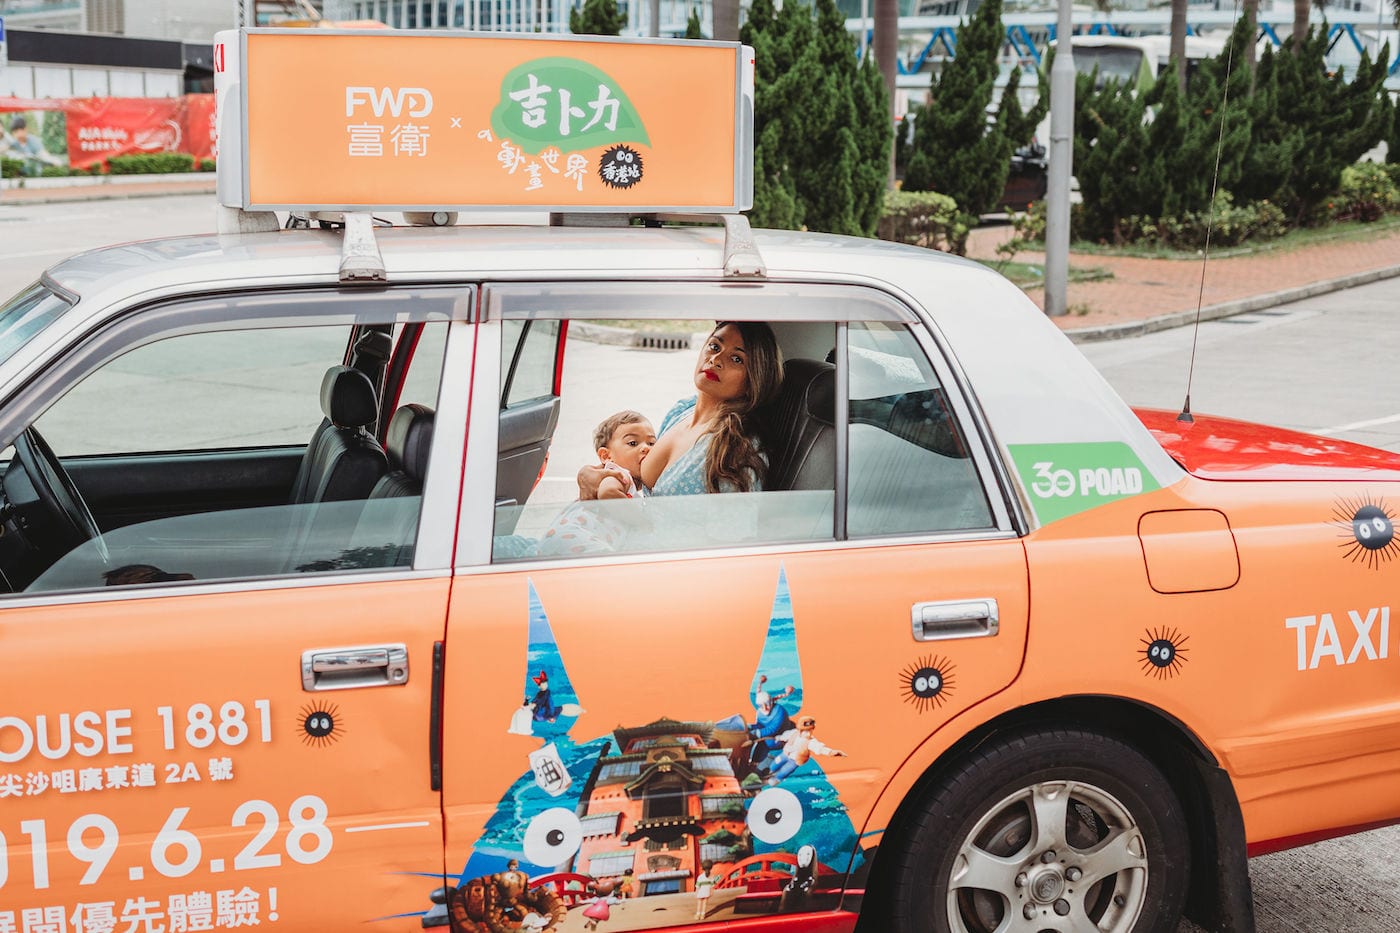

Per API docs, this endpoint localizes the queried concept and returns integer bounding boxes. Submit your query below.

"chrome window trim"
[414,316,477,571]
[455,529,1022,576]
[0,567,451,610]
[456,318,504,569]
[485,281,919,324]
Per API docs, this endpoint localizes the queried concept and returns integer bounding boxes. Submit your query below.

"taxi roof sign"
[214,28,754,214]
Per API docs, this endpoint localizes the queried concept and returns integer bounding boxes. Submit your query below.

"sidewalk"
[8,177,1398,343]
[0,175,217,204]
[965,223,1400,342]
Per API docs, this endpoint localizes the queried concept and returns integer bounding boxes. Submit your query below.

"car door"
[0,286,474,931]
[435,281,1029,931]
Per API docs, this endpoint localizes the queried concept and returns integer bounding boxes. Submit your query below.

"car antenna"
[1179,0,1242,425]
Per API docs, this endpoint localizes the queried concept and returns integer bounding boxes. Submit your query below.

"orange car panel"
[1,578,448,927]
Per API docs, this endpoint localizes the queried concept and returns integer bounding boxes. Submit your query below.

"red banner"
[1,95,216,173]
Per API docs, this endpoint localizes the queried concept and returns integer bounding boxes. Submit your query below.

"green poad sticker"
[491,57,650,155]
[1008,442,1160,524]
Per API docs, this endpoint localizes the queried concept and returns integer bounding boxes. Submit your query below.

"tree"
[741,0,890,235]
[713,0,739,41]
[1291,0,1310,55]
[1170,0,1188,91]
[569,0,625,36]
[873,0,899,184]
[684,7,706,39]
[902,0,1048,231]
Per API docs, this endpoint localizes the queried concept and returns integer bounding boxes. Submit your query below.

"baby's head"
[593,410,655,482]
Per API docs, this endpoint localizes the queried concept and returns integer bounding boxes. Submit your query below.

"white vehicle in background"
[1062,34,1230,91]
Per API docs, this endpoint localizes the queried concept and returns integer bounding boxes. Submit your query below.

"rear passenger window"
[846,322,992,536]
[483,283,1001,564]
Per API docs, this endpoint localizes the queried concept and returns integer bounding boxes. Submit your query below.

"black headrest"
[784,357,835,426]
[320,365,378,429]
[386,404,435,482]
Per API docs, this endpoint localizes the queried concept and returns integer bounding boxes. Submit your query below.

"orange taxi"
[0,26,1395,933]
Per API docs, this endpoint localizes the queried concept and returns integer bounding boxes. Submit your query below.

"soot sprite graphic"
[1333,496,1400,570]
[1139,627,1189,679]
[598,145,643,189]
[298,702,342,748]
[899,655,956,713]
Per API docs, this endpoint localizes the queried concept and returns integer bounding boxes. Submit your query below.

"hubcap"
[945,780,1149,933]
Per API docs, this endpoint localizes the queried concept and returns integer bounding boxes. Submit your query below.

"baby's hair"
[593,409,649,450]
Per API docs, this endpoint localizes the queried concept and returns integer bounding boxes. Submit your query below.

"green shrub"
[198,158,216,173]
[106,153,196,175]
[1110,192,1288,249]
[1327,162,1400,222]
[877,190,967,254]
[1,157,23,179]
[39,165,69,177]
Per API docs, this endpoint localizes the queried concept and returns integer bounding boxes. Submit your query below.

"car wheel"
[889,728,1188,933]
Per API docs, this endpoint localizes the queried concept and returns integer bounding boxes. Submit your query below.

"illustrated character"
[778,845,817,913]
[747,673,796,764]
[615,868,634,899]
[581,878,618,931]
[694,859,716,920]
[766,715,846,785]
[445,857,568,933]
[528,670,563,723]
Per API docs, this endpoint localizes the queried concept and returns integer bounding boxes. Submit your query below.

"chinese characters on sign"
[0,759,235,799]
[3,886,278,933]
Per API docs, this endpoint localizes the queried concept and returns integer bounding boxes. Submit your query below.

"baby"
[591,409,655,499]
[538,411,655,556]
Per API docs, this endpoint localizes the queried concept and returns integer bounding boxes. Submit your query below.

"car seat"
[370,404,435,499]
[289,365,389,505]
[765,357,836,492]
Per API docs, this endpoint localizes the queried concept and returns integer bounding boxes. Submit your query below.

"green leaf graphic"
[491,57,650,155]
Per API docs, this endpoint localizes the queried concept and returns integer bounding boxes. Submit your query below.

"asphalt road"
[5,193,1400,931]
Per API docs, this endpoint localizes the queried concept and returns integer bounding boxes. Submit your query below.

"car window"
[2,289,460,595]
[0,282,74,369]
[501,319,560,407]
[483,283,999,564]
[846,321,993,536]
[37,326,347,455]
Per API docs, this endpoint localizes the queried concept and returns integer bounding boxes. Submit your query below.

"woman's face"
[693,324,751,403]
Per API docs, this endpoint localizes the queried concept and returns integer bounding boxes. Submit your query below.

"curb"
[1062,263,1400,343]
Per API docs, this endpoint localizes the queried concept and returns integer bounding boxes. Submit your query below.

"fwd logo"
[345,86,434,118]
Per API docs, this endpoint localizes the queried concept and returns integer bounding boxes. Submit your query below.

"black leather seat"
[371,404,435,499]
[766,358,836,491]
[289,366,388,505]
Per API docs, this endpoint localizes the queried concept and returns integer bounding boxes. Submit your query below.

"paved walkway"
[8,177,1398,343]
[965,223,1400,342]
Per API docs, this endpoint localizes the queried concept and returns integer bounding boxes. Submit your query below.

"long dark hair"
[704,322,782,493]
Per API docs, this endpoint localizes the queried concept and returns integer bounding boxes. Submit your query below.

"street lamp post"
[1044,0,1074,317]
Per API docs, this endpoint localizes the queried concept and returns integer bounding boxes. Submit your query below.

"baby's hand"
[598,464,635,499]
[578,461,632,500]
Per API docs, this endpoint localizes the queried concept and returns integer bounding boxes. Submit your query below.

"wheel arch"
[852,695,1256,933]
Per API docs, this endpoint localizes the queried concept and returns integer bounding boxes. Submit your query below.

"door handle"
[911,599,999,642]
[302,644,409,691]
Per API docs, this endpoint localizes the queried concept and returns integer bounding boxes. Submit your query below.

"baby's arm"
[598,473,634,499]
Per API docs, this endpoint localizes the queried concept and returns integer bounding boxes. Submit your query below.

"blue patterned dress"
[651,397,764,495]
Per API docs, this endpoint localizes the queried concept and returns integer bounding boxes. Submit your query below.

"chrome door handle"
[302,644,409,691]
[912,599,999,642]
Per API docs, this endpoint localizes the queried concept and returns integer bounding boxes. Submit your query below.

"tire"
[889,728,1189,933]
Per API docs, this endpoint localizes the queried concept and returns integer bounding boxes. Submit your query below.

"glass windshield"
[1074,46,1146,87]
[0,283,73,367]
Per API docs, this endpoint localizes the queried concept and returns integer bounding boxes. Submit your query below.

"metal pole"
[860,0,868,56]
[1044,0,1074,317]
[649,0,660,35]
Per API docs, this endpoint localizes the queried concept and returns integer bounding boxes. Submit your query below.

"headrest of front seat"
[386,404,435,482]
[320,365,378,429]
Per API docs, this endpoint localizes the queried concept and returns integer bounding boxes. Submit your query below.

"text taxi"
[2,26,1397,933]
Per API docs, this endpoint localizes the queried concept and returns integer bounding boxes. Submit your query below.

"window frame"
[0,285,475,605]
[457,279,1016,571]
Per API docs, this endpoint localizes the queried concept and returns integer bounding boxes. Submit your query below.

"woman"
[582,321,783,498]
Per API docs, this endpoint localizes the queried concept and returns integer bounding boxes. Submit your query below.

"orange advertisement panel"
[237,30,748,211]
